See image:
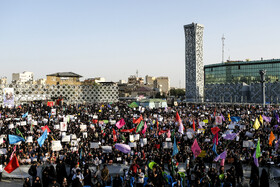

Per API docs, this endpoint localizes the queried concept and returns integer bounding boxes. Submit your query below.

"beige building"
[145,75,155,86]
[0,77,7,85]
[12,71,34,84]
[128,76,144,85]
[83,77,106,85]
[46,72,82,85]
[155,76,170,94]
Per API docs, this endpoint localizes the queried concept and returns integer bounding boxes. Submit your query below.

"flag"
[276,114,280,123]
[213,133,218,145]
[212,144,218,156]
[116,119,125,129]
[191,139,201,158]
[37,129,48,147]
[158,130,168,136]
[8,135,25,144]
[113,129,117,142]
[156,120,159,132]
[259,115,263,125]
[253,139,261,167]
[262,115,271,122]
[176,112,182,125]
[148,161,157,170]
[230,116,241,122]
[41,125,51,133]
[16,128,24,139]
[107,104,112,109]
[128,102,139,108]
[142,122,147,134]
[253,118,260,130]
[192,120,196,131]
[173,138,179,156]
[221,114,225,122]
[115,143,131,154]
[223,133,237,140]
[214,151,227,162]
[211,127,220,135]
[121,128,135,133]
[269,131,275,146]
[10,145,16,160]
[133,115,143,124]
[167,130,171,138]
[136,121,144,133]
[80,148,83,160]
[22,112,28,118]
[4,154,19,174]
[228,114,231,122]
[178,123,184,134]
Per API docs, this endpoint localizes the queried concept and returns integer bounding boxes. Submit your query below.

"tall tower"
[184,23,204,102]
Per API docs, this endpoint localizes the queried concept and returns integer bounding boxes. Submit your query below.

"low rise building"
[46,72,82,85]
[12,71,34,84]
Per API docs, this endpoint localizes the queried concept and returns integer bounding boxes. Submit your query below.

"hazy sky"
[0,0,279,87]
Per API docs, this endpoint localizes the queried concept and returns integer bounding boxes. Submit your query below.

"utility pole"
[259,70,266,107]
[222,34,225,63]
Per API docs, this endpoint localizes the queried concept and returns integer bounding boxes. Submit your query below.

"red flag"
[121,128,135,133]
[211,127,220,135]
[4,154,19,174]
[92,119,98,124]
[158,130,168,136]
[113,129,117,142]
[142,150,145,160]
[133,115,143,124]
[192,120,196,131]
[176,112,182,124]
[156,120,159,131]
[41,125,51,133]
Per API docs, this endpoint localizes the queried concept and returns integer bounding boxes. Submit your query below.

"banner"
[3,88,14,108]
[163,142,173,149]
[102,146,112,153]
[243,140,255,148]
[90,142,100,149]
[129,142,137,148]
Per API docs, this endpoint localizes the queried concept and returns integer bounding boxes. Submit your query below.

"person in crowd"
[23,177,31,187]
[32,176,42,187]
[136,168,145,187]
[101,165,109,186]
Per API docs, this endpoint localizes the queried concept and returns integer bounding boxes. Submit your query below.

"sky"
[0,0,279,87]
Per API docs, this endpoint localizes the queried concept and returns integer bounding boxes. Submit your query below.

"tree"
[170,88,185,97]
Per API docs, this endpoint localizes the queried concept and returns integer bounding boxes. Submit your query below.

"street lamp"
[259,70,266,107]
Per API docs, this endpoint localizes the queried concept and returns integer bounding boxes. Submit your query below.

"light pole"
[259,70,266,107]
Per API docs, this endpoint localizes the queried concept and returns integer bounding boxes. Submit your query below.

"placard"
[26,136,33,143]
[51,109,56,116]
[245,132,254,138]
[134,134,140,141]
[0,148,7,154]
[166,138,171,142]
[83,132,87,138]
[90,142,100,149]
[163,142,173,149]
[71,134,77,140]
[20,121,27,126]
[80,125,87,131]
[129,135,134,142]
[60,122,67,131]
[243,140,255,148]
[102,146,112,153]
[110,120,116,125]
[228,124,235,129]
[54,125,59,130]
[62,135,70,142]
[71,140,78,147]
[93,115,98,119]
[129,142,137,148]
[32,121,38,126]
[8,124,14,129]
[140,138,147,145]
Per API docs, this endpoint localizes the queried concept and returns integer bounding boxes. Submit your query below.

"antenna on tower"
[222,34,225,63]
[136,70,138,77]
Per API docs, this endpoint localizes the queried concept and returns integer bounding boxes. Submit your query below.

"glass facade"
[204,59,280,85]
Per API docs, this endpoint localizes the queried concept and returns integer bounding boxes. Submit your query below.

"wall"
[0,84,119,104]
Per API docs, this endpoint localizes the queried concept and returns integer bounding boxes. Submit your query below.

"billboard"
[3,88,14,108]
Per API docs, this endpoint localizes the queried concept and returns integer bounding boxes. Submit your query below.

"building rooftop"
[205,58,280,68]
[47,72,82,78]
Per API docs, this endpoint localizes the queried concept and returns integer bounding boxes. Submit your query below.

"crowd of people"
[0,101,279,187]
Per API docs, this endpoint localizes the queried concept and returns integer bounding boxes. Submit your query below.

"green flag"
[148,161,157,170]
[255,139,261,158]
[136,121,144,133]
[16,128,24,139]
[128,102,139,108]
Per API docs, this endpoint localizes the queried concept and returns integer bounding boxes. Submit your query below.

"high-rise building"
[184,23,204,101]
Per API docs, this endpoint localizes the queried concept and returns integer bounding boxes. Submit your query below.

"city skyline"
[1,0,279,87]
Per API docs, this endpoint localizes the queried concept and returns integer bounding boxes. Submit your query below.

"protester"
[0,102,278,186]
